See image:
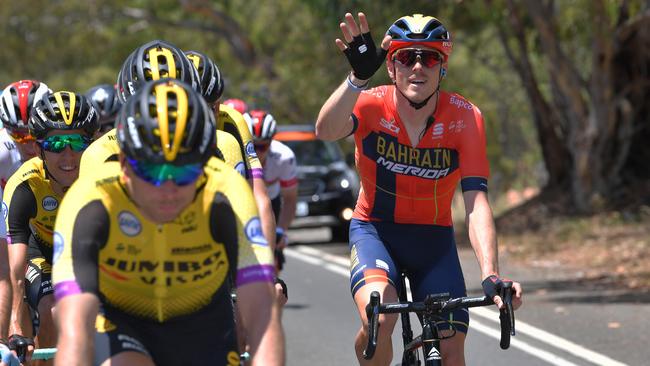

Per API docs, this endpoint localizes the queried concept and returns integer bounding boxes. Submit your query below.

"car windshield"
[283,139,342,165]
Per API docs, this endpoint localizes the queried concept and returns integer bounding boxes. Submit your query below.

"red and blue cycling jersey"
[351,85,489,226]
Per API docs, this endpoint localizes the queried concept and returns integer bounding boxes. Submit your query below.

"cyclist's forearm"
[248,299,285,366]
[315,76,361,141]
[277,189,297,231]
[250,317,284,366]
[238,282,285,365]
[0,239,12,338]
[8,245,27,335]
[465,191,499,279]
[55,294,99,366]
[0,279,11,339]
[253,178,277,249]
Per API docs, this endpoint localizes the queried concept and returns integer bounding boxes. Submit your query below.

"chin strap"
[397,88,436,110]
[392,64,445,110]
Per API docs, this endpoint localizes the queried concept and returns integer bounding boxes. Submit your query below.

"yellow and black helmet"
[116,78,216,165]
[185,50,224,104]
[29,91,99,140]
[117,39,200,103]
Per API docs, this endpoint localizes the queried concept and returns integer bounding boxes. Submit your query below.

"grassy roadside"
[498,209,650,290]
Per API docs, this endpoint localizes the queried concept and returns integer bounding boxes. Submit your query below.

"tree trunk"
[499,0,649,212]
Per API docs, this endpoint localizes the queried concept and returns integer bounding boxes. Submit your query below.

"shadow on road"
[284,303,310,310]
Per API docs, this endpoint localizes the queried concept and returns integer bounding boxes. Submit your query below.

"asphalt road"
[280,228,649,366]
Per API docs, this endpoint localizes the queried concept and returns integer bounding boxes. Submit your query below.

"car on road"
[275,125,359,242]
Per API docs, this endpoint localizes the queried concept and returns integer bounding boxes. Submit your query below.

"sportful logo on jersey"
[118,211,142,237]
[244,217,267,246]
[245,141,258,159]
[432,123,444,139]
[1,202,7,220]
[379,118,400,133]
[42,196,58,211]
[52,232,64,263]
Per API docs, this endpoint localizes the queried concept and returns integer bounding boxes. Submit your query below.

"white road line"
[471,307,628,366]
[294,245,350,267]
[286,246,629,366]
[470,320,580,366]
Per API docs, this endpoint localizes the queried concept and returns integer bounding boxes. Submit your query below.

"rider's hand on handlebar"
[7,334,34,364]
[482,275,523,310]
[334,12,392,81]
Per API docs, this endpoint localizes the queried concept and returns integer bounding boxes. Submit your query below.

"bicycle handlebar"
[363,283,516,360]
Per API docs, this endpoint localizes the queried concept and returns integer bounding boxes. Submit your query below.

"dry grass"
[452,189,650,289]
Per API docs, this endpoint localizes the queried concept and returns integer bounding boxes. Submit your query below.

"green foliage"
[7,0,635,193]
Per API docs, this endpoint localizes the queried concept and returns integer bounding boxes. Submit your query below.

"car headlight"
[328,174,352,191]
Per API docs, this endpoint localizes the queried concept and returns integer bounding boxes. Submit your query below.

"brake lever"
[363,291,381,360]
[498,281,515,349]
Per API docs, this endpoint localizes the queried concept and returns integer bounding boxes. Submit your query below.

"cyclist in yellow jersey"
[3,91,99,361]
[184,50,277,252]
[53,79,284,366]
[79,41,247,177]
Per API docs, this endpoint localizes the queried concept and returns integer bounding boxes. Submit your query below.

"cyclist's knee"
[440,333,466,366]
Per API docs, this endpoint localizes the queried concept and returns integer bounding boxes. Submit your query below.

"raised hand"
[335,12,392,81]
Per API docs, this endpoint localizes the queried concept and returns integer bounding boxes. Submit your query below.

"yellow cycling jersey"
[217,104,263,180]
[2,157,60,260]
[79,129,246,177]
[52,158,274,322]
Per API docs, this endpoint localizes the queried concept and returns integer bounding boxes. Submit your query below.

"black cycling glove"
[482,275,506,299]
[8,334,34,363]
[343,31,388,80]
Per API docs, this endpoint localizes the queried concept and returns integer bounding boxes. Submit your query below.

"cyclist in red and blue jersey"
[316,12,523,366]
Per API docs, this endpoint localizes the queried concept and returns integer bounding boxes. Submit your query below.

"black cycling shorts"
[24,257,53,311]
[94,301,240,366]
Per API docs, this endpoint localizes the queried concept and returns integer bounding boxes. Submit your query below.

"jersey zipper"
[154,223,166,321]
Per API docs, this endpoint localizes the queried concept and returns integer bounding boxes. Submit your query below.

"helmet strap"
[391,63,443,110]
